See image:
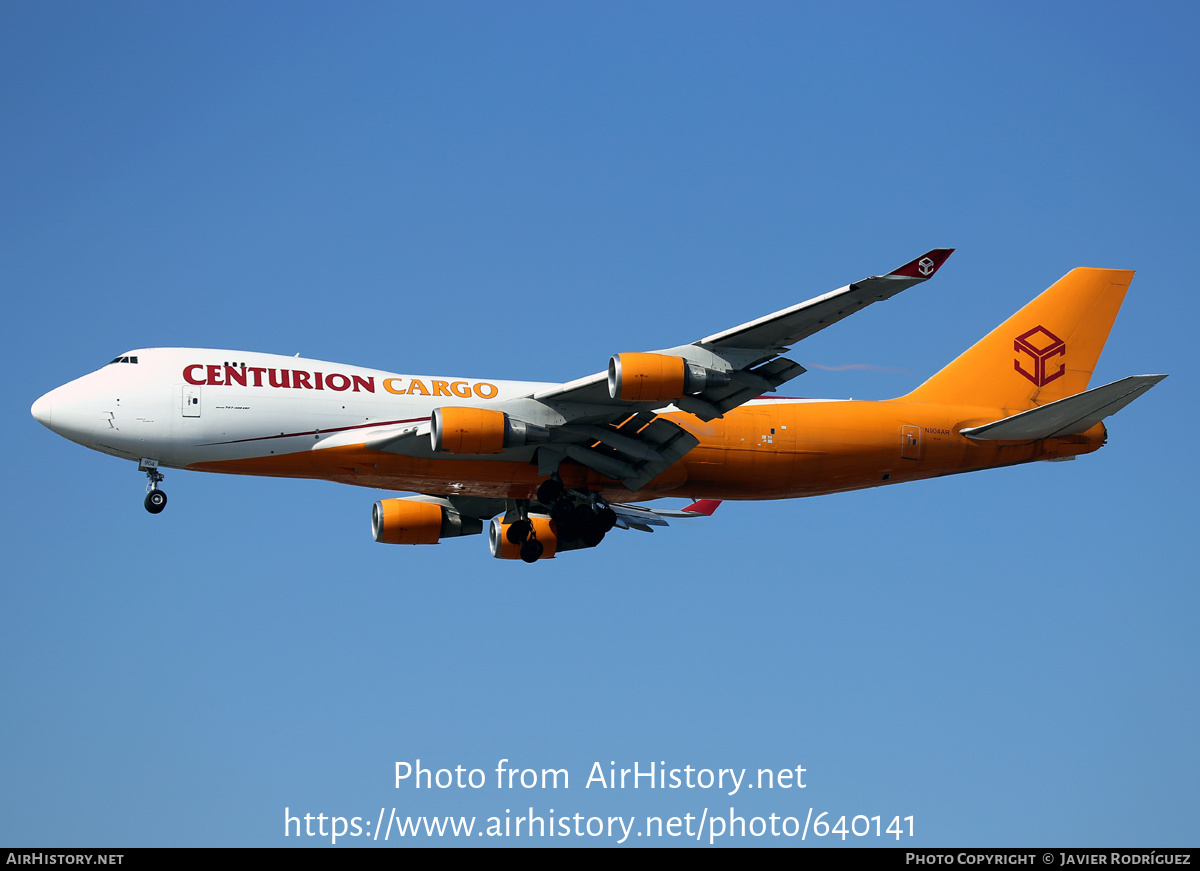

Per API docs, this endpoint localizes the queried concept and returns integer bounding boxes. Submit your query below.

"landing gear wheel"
[553,504,591,544]
[537,477,564,505]
[555,506,582,541]
[569,504,606,547]
[506,519,533,545]
[569,504,596,529]
[141,462,166,513]
[580,524,606,548]
[144,489,168,514]
[595,506,617,532]
[550,497,573,525]
[519,538,544,563]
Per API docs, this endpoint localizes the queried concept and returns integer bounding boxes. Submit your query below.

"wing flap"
[551,413,700,491]
[620,423,699,492]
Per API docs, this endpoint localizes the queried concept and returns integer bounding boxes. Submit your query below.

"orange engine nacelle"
[608,353,686,402]
[432,406,506,454]
[372,499,444,544]
[607,353,730,402]
[430,407,549,455]
[488,517,558,560]
[372,499,484,545]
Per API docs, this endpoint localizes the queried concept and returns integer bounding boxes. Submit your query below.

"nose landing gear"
[140,458,167,514]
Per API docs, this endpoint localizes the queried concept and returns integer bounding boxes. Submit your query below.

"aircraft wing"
[531,248,953,416]
[371,250,952,493]
[509,249,953,490]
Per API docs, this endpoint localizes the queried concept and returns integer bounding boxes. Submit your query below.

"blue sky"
[2,1,1197,847]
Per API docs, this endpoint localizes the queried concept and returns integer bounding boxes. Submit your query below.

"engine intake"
[607,353,729,402]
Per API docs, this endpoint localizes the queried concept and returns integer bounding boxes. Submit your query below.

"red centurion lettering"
[177,366,387,395]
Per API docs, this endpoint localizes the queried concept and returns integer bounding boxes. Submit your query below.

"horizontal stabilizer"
[609,500,722,533]
[960,375,1167,441]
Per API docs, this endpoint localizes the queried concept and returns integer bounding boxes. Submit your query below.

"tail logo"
[1014,325,1066,387]
[917,257,936,276]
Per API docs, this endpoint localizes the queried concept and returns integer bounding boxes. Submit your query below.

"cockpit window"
[107,356,139,365]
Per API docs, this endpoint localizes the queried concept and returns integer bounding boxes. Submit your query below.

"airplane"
[30,249,1166,563]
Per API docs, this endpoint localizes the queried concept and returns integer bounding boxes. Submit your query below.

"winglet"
[888,248,954,279]
[682,499,722,516]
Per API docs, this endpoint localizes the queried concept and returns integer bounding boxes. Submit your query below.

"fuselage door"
[900,425,921,460]
[181,385,201,418]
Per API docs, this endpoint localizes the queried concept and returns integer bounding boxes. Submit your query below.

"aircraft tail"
[902,267,1133,410]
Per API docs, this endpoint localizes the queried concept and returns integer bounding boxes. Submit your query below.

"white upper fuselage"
[31,348,558,469]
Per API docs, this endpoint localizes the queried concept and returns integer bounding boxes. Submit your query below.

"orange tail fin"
[902,268,1133,411]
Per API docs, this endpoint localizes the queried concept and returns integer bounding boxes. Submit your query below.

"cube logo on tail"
[917,256,936,276]
[1014,325,1066,387]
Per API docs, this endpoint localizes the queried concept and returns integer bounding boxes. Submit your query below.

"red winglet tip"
[888,248,954,279]
[682,499,722,516]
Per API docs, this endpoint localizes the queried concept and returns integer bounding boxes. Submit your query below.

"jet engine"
[372,498,483,544]
[430,407,549,454]
[607,353,729,402]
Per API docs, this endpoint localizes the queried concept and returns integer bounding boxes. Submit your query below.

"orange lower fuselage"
[190,397,1105,503]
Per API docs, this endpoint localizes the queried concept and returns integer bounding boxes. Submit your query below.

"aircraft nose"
[31,375,113,448]
[31,391,54,428]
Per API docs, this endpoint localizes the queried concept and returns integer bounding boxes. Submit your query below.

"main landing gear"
[506,477,620,563]
[543,476,617,549]
[140,459,167,514]
[505,516,543,563]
